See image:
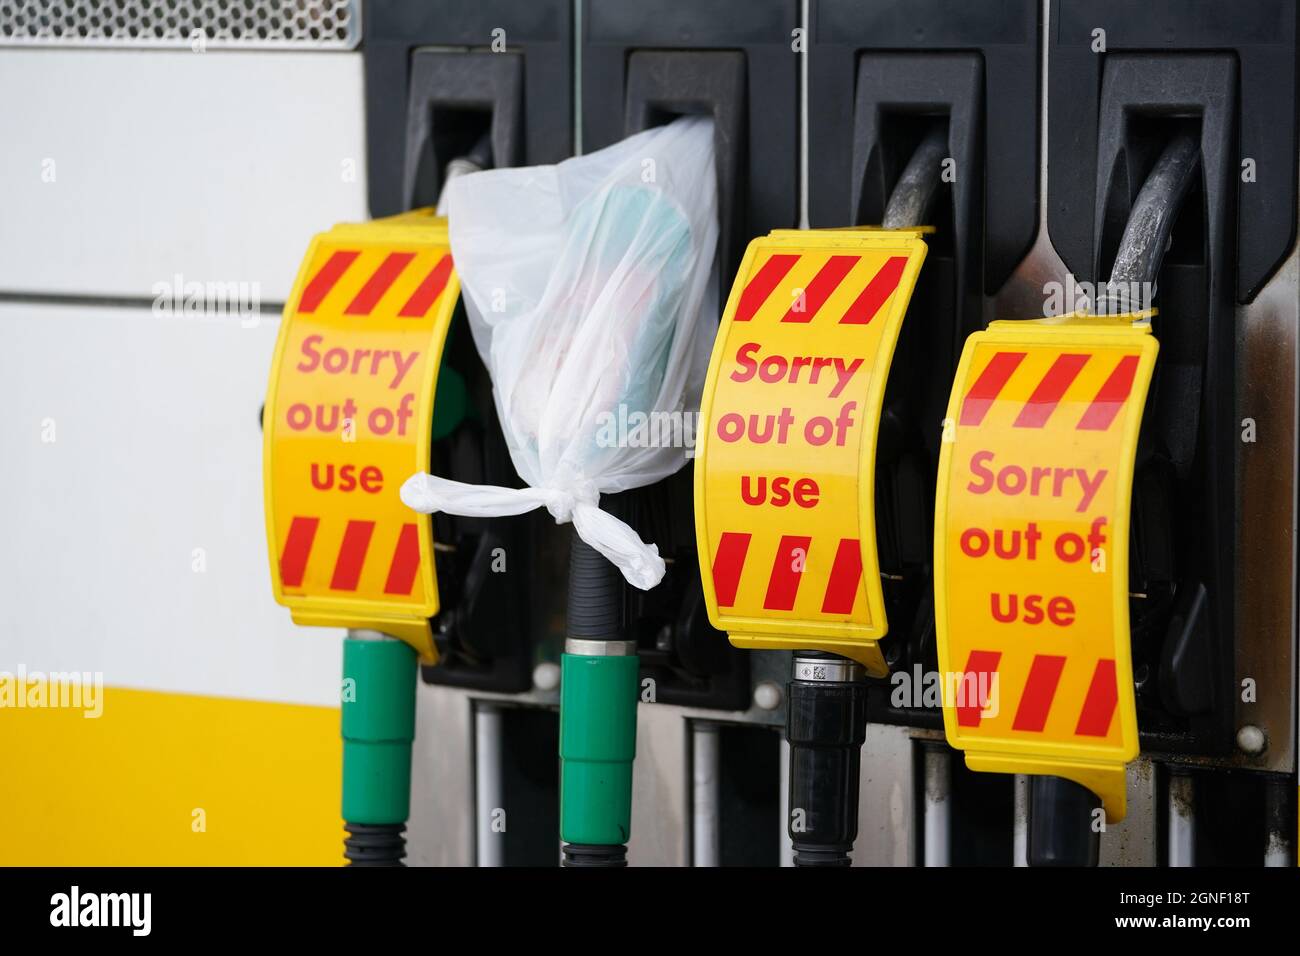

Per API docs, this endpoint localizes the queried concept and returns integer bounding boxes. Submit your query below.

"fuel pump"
[559,526,639,866]
[933,132,1200,866]
[1041,1,1299,864]
[696,131,944,865]
[369,6,579,864]
[806,0,1044,865]
[264,210,465,864]
[399,117,720,868]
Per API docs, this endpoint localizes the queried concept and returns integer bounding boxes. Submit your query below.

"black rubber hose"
[881,125,949,231]
[1103,132,1200,311]
[466,131,494,171]
[343,822,406,867]
[567,529,624,639]
[786,655,869,867]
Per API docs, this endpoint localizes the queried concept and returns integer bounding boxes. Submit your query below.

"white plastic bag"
[401,116,719,590]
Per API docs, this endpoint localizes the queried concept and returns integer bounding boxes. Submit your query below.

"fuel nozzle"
[786,653,869,866]
[1027,776,1102,867]
[560,530,639,867]
[341,631,418,866]
[781,127,943,868]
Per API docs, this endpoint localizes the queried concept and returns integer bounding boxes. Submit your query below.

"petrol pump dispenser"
[264,211,464,864]
[400,118,720,867]
[933,133,1200,866]
[696,129,949,864]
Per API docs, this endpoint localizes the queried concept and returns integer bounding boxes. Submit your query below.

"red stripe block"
[820,538,862,614]
[383,523,421,596]
[1077,354,1140,431]
[839,255,908,325]
[1012,654,1067,731]
[956,650,1002,727]
[398,254,454,318]
[330,520,375,591]
[712,532,752,608]
[279,516,319,588]
[298,250,358,313]
[959,351,1026,426]
[762,534,812,611]
[1014,353,1090,428]
[1075,659,1119,737]
[781,255,860,323]
[734,254,799,322]
[345,252,415,315]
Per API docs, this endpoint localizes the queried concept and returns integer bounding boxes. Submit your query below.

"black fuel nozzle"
[786,652,869,866]
[1028,776,1102,867]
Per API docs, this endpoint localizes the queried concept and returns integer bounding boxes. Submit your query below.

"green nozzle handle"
[560,651,639,846]
[341,635,417,825]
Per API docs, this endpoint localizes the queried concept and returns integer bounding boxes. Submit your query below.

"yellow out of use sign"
[934,314,1158,820]
[695,229,928,676]
[263,211,460,661]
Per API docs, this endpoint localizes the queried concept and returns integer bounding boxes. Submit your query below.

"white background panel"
[0,302,343,705]
[0,49,369,299]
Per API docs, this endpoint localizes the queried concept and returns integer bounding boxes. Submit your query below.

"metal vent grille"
[1,0,361,49]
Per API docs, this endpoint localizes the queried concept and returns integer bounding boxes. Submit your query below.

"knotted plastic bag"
[400,116,718,589]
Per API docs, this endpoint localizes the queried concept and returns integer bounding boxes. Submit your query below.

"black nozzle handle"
[1027,775,1102,867]
[786,654,869,867]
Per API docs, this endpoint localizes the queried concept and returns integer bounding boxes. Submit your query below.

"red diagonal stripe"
[1075,659,1119,736]
[712,532,751,608]
[959,351,1026,426]
[398,254,454,318]
[383,523,421,596]
[279,516,319,588]
[781,255,860,323]
[956,650,1002,727]
[820,537,862,614]
[1012,654,1067,731]
[762,535,812,611]
[839,255,908,325]
[1077,354,1140,431]
[1013,353,1090,428]
[345,252,415,315]
[330,520,375,591]
[298,250,358,313]
[734,254,799,322]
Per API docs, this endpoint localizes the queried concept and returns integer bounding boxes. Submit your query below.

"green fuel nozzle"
[560,530,639,867]
[341,632,417,866]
